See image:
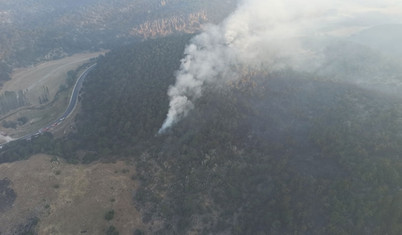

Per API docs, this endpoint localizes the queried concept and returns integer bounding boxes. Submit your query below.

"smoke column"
[158,0,402,134]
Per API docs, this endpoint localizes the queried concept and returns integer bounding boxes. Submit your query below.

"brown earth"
[0,154,145,234]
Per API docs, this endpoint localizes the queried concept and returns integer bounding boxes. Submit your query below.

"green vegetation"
[2,116,29,129]
[3,34,402,233]
[0,90,28,115]
[0,132,55,164]
[17,116,29,125]
[19,217,39,235]
[104,210,115,221]
[133,229,144,235]
[38,86,50,104]
[0,0,236,68]
[106,226,119,235]
[0,62,11,84]
[68,35,402,234]
[2,120,17,129]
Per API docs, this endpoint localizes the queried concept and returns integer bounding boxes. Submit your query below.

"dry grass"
[0,154,145,234]
[5,52,103,105]
[0,52,105,140]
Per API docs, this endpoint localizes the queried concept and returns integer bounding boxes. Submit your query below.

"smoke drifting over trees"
[159,0,402,133]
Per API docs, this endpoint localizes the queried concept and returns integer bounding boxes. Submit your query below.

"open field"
[0,52,105,140]
[0,89,70,139]
[5,52,104,106]
[0,155,145,234]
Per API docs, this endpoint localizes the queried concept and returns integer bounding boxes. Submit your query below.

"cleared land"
[0,155,145,234]
[5,52,103,105]
[0,52,105,140]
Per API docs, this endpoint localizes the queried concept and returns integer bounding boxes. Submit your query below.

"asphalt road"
[60,63,96,120]
[17,63,97,141]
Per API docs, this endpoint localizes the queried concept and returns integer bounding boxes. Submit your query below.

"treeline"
[0,90,28,115]
[0,62,11,84]
[63,35,402,234]
[0,133,55,164]
[4,34,402,234]
[38,86,49,104]
[2,116,28,129]
[68,34,194,156]
[130,72,402,234]
[0,0,237,68]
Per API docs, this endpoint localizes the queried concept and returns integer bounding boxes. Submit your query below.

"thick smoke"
[158,0,402,134]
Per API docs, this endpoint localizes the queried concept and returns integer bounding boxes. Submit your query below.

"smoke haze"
[158,0,402,133]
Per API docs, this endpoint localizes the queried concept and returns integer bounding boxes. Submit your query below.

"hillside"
[315,40,402,96]
[0,0,236,68]
[349,24,402,58]
[0,154,143,234]
[75,35,402,234]
[4,34,402,233]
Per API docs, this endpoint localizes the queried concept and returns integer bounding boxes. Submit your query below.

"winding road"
[17,63,97,142]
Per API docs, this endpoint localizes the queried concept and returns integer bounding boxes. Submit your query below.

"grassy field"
[0,52,105,140]
[5,52,103,104]
[0,154,145,234]
[0,88,70,138]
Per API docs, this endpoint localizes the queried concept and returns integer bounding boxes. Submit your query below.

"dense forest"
[4,34,402,234]
[0,0,236,67]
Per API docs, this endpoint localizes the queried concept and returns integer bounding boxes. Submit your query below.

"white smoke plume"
[158,0,402,134]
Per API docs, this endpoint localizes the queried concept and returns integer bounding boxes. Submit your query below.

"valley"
[0,52,104,141]
[0,0,402,234]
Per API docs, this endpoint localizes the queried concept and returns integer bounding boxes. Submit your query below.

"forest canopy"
[3,34,402,234]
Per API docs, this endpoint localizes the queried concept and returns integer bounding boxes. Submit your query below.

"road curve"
[61,63,96,120]
[15,63,97,142]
